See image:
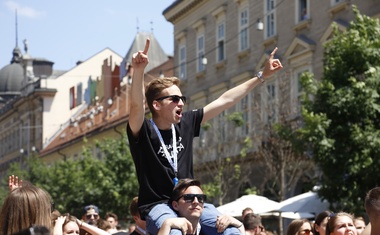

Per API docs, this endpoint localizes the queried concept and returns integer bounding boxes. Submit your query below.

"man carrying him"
[158,178,244,235]
[127,38,283,235]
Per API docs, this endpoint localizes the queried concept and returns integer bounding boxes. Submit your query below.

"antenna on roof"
[150,20,154,34]
[15,9,18,48]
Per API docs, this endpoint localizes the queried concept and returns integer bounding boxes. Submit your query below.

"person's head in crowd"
[353,217,366,235]
[12,225,50,235]
[83,205,100,226]
[105,212,119,233]
[0,184,53,235]
[313,211,333,235]
[243,213,265,235]
[286,219,313,235]
[129,196,146,233]
[365,187,380,228]
[128,223,136,233]
[242,207,254,219]
[169,178,206,221]
[325,212,357,235]
[97,219,112,233]
[53,213,80,235]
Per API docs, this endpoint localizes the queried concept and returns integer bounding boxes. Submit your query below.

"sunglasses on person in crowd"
[86,214,99,220]
[177,194,207,203]
[155,95,187,104]
[299,229,312,235]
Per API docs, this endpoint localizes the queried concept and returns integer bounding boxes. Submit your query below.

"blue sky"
[0,0,175,70]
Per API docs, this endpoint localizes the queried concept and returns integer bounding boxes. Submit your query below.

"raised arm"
[202,47,283,124]
[77,219,110,235]
[128,38,150,137]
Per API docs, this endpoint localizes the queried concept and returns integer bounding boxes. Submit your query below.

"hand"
[132,38,150,71]
[9,175,22,192]
[162,218,193,235]
[262,47,283,79]
[55,216,67,226]
[216,215,243,233]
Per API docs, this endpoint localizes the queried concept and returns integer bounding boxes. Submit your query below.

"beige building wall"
[164,0,380,197]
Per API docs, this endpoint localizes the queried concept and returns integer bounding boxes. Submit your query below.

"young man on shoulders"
[127,38,283,235]
[158,179,244,235]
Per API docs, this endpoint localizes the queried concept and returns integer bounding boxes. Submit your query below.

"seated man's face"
[172,185,206,220]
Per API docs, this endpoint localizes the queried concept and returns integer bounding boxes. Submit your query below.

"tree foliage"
[299,6,380,215]
[1,134,138,220]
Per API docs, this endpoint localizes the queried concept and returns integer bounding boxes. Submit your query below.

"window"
[197,34,205,72]
[217,22,225,62]
[298,0,309,22]
[179,45,186,80]
[331,0,342,5]
[76,82,82,107]
[239,7,249,51]
[266,0,276,38]
[292,68,310,115]
[262,81,277,124]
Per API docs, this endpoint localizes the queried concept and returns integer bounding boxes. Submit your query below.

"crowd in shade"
[0,175,377,235]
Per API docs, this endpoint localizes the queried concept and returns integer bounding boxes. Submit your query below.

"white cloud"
[4,1,44,18]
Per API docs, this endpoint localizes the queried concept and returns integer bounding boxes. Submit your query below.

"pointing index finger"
[143,38,150,54]
[269,47,278,59]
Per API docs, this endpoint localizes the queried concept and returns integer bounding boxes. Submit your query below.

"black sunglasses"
[86,214,99,220]
[177,194,207,203]
[155,95,187,104]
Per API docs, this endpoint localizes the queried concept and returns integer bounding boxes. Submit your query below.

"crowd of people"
[0,38,375,235]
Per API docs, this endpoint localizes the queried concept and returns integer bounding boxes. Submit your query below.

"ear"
[133,215,139,222]
[172,201,179,211]
[152,100,161,111]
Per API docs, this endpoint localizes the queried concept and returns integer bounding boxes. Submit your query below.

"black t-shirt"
[127,109,203,218]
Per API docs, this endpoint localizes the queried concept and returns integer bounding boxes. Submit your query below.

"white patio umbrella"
[277,191,329,215]
[216,194,280,217]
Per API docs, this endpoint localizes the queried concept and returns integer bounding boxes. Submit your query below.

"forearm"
[77,220,110,235]
[129,68,146,134]
[203,76,261,123]
[52,225,63,235]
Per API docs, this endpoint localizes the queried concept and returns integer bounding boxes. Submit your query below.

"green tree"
[299,6,380,215]
[1,134,138,220]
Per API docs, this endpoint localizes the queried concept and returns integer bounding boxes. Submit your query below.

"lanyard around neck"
[136,225,146,235]
[150,119,178,176]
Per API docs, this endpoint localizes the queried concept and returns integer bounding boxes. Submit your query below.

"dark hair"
[325,212,353,235]
[286,219,311,235]
[365,187,380,221]
[129,196,140,217]
[105,212,118,221]
[243,213,262,231]
[169,178,201,204]
[313,210,333,235]
[145,77,180,115]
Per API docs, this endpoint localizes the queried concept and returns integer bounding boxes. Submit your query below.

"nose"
[193,196,200,203]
